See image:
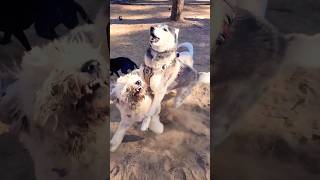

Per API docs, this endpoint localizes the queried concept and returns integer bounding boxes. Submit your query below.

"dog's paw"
[110,140,120,152]
[150,122,164,134]
[149,120,164,134]
[140,117,151,131]
[110,143,119,152]
[140,121,149,131]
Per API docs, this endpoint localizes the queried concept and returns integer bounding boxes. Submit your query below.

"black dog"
[110,57,139,77]
[34,0,93,40]
[0,0,40,51]
[0,0,92,51]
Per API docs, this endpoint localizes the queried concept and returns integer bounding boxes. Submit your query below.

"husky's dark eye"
[135,80,141,86]
[163,28,168,32]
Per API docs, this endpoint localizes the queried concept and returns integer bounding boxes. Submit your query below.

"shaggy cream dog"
[0,12,109,180]
[110,70,164,152]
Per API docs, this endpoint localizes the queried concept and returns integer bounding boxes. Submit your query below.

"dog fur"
[109,70,163,151]
[212,6,304,147]
[0,0,92,51]
[0,12,109,180]
[109,24,209,151]
[141,24,210,132]
[110,57,138,77]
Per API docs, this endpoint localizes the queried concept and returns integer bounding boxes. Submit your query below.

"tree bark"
[170,0,185,21]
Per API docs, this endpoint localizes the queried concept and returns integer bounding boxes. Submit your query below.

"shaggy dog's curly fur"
[0,14,109,180]
[110,70,164,151]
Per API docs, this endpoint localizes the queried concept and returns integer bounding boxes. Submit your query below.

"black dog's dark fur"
[110,57,138,77]
[0,0,92,51]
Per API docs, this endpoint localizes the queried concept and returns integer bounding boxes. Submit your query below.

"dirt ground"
[214,0,320,179]
[110,2,210,179]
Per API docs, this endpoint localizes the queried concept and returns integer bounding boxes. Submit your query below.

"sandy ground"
[110,2,210,179]
[0,1,104,180]
[214,0,320,179]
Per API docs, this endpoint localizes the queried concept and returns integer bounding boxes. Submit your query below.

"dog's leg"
[110,120,133,152]
[149,114,164,134]
[143,91,165,132]
[115,71,120,77]
[147,91,166,117]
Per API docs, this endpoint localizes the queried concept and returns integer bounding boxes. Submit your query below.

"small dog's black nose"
[81,60,100,74]
[150,26,155,33]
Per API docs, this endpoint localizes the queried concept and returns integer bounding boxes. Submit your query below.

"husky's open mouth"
[150,33,160,43]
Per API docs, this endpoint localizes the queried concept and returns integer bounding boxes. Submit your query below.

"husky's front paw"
[150,122,164,134]
[149,116,164,134]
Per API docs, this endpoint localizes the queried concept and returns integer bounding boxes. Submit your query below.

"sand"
[110,2,210,179]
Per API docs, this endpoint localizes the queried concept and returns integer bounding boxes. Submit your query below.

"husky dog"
[109,41,198,152]
[110,70,163,151]
[141,24,210,131]
[0,22,109,180]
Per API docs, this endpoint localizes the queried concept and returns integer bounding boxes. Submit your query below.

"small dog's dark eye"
[81,60,100,74]
[163,28,167,32]
[135,80,141,86]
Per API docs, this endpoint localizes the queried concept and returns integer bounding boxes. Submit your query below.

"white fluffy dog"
[110,70,163,152]
[0,19,109,180]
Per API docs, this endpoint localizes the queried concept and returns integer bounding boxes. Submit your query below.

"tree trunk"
[170,0,185,21]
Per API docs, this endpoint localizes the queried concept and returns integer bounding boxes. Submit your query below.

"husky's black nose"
[81,60,100,74]
[150,26,155,33]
